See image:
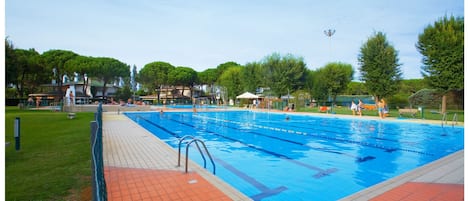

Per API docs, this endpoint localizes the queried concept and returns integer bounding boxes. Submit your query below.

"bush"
[408,89,441,108]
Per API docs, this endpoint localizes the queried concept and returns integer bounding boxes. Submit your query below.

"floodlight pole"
[324,29,336,61]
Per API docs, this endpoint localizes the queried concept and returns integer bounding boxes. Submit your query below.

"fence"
[91,103,107,200]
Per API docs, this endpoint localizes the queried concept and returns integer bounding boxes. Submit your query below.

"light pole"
[324,29,336,61]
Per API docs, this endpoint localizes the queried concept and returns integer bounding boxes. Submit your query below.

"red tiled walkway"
[370,182,464,201]
[105,166,232,201]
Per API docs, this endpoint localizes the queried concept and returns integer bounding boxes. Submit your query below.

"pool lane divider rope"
[193,114,434,157]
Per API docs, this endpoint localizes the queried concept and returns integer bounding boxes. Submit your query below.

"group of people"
[351,99,388,119]
[350,100,364,116]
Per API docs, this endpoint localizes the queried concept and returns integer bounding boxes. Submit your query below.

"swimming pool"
[125,111,464,200]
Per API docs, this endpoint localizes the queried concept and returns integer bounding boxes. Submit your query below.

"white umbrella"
[236,92,259,99]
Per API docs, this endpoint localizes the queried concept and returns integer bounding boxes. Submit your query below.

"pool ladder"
[441,113,458,127]
[177,135,216,174]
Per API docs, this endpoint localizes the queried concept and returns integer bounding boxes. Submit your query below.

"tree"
[242,62,263,93]
[216,61,241,78]
[6,38,17,87]
[317,62,354,104]
[168,66,198,99]
[198,68,218,102]
[42,50,78,96]
[346,81,368,95]
[217,66,243,100]
[93,57,130,99]
[358,31,402,103]
[137,61,175,103]
[416,15,464,113]
[8,48,47,97]
[64,55,95,96]
[261,53,307,96]
[198,68,218,85]
[131,65,138,93]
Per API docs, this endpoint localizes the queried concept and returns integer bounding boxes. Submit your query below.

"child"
[350,101,358,115]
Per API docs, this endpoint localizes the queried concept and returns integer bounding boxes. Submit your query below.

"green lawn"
[5,107,94,200]
[298,106,464,122]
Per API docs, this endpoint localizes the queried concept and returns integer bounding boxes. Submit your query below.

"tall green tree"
[242,62,263,93]
[168,66,198,98]
[217,66,243,100]
[358,32,402,102]
[93,57,130,99]
[10,48,47,97]
[64,55,95,95]
[137,61,175,103]
[416,15,464,113]
[308,69,328,103]
[198,68,218,101]
[262,53,307,96]
[198,68,218,85]
[216,61,241,78]
[346,81,368,95]
[131,65,138,93]
[317,62,354,104]
[42,50,78,96]
[6,38,17,87]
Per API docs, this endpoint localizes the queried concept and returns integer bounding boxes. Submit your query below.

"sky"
[5,0,464,79]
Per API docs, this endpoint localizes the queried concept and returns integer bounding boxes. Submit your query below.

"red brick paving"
[105,166,232,201]
[370,182,464,201]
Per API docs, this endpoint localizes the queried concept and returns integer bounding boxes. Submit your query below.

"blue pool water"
[125,111,464,201]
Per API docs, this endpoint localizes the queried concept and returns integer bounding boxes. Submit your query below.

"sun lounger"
[398,108,418,118]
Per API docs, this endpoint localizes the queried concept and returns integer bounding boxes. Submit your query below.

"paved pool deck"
[102,110,464,200]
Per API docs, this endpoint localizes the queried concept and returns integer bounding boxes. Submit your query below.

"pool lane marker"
[194,115,434,156]
[213,157,288,201]
[169,114,338,179]
[137,115,181,138]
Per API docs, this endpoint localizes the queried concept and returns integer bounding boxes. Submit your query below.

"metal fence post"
[14,117,20,151]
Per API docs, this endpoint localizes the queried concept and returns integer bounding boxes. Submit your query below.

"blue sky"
[5,0,464,79]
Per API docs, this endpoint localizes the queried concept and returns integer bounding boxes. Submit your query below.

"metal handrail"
[185,139,216,174]
[441,113,447,127]
[452,113,458,127]
[177,135,197,167]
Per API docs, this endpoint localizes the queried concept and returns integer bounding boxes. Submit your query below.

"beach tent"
[236,92,259,99]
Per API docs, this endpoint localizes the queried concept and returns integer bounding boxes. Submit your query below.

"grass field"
[5,107,94,200]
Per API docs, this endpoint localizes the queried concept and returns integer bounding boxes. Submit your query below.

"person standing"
[69,91,74,105]
[350,101,358,115]
[378,99,386,119]
[357,99,364,116]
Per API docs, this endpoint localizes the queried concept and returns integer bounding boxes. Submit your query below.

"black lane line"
[165,115,337,178]
[191,115,376,163]
[137,115,181,138]
[200,115,434,156]
[213,157,287,201]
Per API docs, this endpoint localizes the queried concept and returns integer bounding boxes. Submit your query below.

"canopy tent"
[236,92,259,99]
